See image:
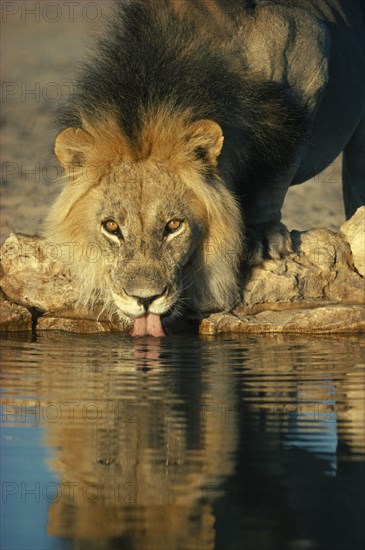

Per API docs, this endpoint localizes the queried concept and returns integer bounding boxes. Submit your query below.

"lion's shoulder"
[242,4,330,111]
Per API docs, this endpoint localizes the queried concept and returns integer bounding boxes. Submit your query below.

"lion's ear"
[55,127,94,169]
[186,119,224,166]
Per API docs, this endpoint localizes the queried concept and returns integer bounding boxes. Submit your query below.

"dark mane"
[59,0,308,183]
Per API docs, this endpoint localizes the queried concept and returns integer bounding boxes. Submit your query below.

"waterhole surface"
[1,331,364,550]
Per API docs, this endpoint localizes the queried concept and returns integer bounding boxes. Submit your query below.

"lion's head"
[44,109,243,335]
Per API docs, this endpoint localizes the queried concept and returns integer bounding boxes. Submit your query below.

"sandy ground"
[1,1,345,245]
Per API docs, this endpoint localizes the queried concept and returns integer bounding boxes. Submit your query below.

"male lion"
[45,0,365,336]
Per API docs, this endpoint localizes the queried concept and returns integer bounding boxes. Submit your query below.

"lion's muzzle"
[111,283,177,336]
[125,287,168,337]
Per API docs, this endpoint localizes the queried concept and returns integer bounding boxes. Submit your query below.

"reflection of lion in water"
[44,0,365,335]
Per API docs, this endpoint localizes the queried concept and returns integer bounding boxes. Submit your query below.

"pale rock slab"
[0,233,79,311]
[340,206,365,277]
[37,315,129,334]
[200,305,365,335]
[0,292,32,331]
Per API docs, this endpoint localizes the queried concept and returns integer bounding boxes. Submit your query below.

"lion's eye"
[102,220,121,235]
[165,219,182,234]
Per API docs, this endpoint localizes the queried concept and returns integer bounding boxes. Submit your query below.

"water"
[1,331,364,550]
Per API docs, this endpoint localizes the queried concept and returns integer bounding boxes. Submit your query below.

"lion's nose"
[128,287,167,311]
[135,295,160,310]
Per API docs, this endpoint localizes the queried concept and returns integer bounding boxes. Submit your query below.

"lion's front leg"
[242,161,300,262]
[245,220,292,262]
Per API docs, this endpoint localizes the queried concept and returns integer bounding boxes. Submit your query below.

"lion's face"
[45,114,243,335]
[90,162,207,319]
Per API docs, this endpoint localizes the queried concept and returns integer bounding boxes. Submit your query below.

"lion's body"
[45,0,365,333]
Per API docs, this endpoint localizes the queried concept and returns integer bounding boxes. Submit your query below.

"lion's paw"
[246,222,292,263]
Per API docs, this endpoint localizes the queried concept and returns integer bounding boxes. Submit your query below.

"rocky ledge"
[1,207,364,335]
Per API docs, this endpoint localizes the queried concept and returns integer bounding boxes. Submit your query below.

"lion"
[44,0,365,336]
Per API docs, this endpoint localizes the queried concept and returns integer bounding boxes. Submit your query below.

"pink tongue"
[130,313,165,337]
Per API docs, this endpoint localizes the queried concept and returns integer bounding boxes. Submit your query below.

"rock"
[200,305,365,335]
[203,209,365,335]
[37,315,129,334]
[1,208,364,334]
[0,233,80,311]
[340,206,365,277]
[242,227,364,307]
[0,233,131,334]
[0,292,32,331]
